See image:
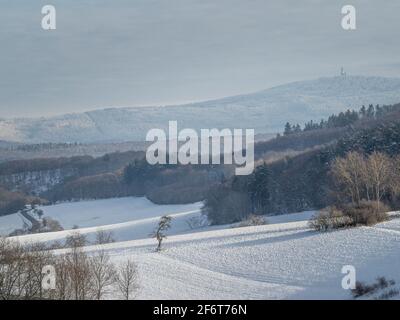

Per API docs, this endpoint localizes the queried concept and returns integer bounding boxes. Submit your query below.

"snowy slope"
[3,195,399,299]
[0,197,203,240]
[48,215,400,300]
[5,198,315,245]
[2,76,400,143]
[0,213,25,235]
[37,197,202,230]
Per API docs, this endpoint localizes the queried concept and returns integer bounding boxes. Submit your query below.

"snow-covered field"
[0,197,203,242]
[37,197,202,229]
[67,217,397,300]
[1,197,400,299]
[0,213,26,236]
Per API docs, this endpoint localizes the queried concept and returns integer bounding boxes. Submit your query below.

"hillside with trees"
[204,102,400,224]
[1,102,400,219]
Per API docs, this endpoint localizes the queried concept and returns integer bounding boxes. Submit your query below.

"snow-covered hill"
[2,76,400,143]
[2,197,400,299]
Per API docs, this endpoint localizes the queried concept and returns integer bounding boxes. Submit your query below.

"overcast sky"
[0,0,399,118]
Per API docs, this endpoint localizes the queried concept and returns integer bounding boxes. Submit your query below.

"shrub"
[352,277,398,299]
[9,217,63,236]
[65,232,88,248]
[8,228,27,236]
[116,259,139,300]
[203,186,252,225]
[42,217,64,232]
[308,207,354,231]
[342,201,390,226]
[95,230,115,244]
[236,215,268,228]
[310,201,390,231]
[186,215,208,230]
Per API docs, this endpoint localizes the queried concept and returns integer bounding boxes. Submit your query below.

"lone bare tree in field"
[116,259,138,300]
[151,215,172,252]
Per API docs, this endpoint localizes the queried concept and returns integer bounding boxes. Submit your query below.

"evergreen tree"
[375,104,384,117]
[248,163,271,214]
[284,122,292,136]
[359,105,366,117]
[367,104,375,118]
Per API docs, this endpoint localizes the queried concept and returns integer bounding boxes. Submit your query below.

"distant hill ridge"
[2,75,400,143]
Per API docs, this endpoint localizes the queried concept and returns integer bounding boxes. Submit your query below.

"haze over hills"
[2,75,400,143]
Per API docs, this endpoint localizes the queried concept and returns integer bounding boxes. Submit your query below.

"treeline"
[0,156,92,176]
[254,126,343,159]
[13,142,82,152]
[0,187,42,216]
[44,173,130,202]
[0,150,144,210]
[123,158,227,204]
[41,157,227,204]
[283,103,400,135]
[0,150,144,177]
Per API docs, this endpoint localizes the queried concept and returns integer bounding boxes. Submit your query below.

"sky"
[0,0,399,118]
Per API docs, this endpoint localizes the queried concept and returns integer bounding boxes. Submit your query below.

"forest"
[1,102,400,222]
[204,103,400,224]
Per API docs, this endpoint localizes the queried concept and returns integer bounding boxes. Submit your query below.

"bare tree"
[0,237,26,299]
[89,250,116,300]
[116,259,139,300]
[95,230,115,245]
[331,151,397,209]
[53,254,72,300]
[367,152,392,207]
[65,231,87,248]
[390,155,400,196]
[64,234,92,300]
[0,238,54,300]
[186,216,207,230]
[331,152,365,204]
[0,236,133,301]
[22,242,53,299]
[151,215,172,252]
